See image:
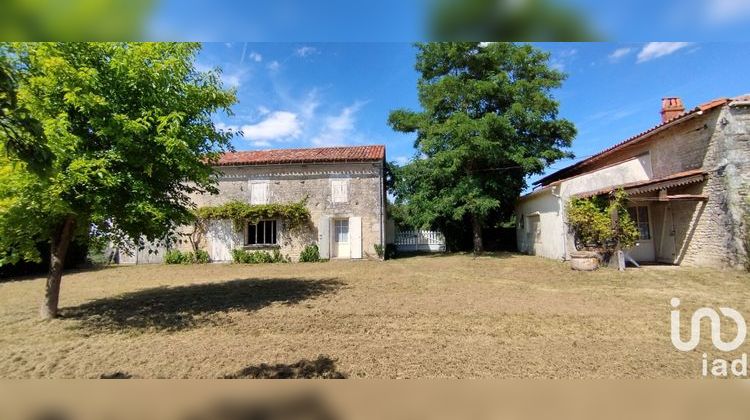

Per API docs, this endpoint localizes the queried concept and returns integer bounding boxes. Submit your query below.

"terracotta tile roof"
[535,97,730,186]
[573,169,707,199]
[215,145,385,166]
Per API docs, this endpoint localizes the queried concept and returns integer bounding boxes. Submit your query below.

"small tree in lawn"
[0,43,237,319]
[388,42,575,252]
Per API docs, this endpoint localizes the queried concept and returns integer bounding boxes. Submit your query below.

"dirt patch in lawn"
[1,254,749,378]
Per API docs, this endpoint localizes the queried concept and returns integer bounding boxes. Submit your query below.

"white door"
[332,219,350,259]
[626,205,655,262]
[206,220,240,262]
[657,204,677,264]
[526,215,541,255]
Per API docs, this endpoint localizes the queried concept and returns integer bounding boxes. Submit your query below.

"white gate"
[394,230,446,252]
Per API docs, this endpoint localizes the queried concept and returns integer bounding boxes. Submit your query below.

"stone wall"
[662,105,749,268]
[184,161,386,262]
[540,105,749,268]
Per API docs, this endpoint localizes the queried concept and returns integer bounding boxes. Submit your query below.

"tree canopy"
[388,42,575,251]
[0,42,237,317]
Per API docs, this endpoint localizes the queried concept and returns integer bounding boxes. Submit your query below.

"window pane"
[627,207,637,222]
[247,224,256,245]
[639,222,650,240]
[638,206,649,223]
[271,221,277,244]
[263,221,271,244]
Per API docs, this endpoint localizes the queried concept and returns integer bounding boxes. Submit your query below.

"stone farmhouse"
[515,95,750,269]
[121,145,387,263]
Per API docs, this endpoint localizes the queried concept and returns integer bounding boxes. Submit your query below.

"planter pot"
[570,251,600,271]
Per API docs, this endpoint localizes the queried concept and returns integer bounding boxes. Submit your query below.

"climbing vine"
[194,199,310,231]
[566,188,639,252]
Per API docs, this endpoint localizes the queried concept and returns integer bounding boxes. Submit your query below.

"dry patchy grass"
[1,253,749,378]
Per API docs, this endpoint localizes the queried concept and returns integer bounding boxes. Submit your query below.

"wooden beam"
[628,194,707,202]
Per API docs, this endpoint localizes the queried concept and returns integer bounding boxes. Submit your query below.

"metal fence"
[394,230,446,252]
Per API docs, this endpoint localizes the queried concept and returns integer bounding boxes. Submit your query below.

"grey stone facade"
[612,103,749,268]
[518,96,750,269]
[182,161,386,262]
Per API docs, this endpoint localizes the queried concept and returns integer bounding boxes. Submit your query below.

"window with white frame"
[246,220,277,245]
[331,179,348,203]
[250,182,269,205]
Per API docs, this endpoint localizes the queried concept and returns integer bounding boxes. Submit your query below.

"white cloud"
[295,46,318,57]
[194,62,213,73]
[637,42,692,63]
[559,48,577,57]
[220,68,248,88]
[215,122,239,132]
[299,89,320,120]
[393,156,410,165]
[311,102,366,146]
[550,48,577,71]
[608,47,633,62]
[248,51,262,62]
[267,60,280,71]
[240,111,302,141]
[257,105,270,116]
[705,0,750,24]
[251,140,272,148]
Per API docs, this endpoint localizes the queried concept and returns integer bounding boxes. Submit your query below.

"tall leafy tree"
[0,43,236,318]
[389,42,575,252]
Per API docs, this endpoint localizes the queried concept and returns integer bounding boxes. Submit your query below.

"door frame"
[331,217,351,259]
[657,204,677,264]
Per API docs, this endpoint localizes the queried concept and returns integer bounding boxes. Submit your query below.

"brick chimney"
[661,97,685,123]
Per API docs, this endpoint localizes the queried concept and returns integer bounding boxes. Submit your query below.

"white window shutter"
[250,182,269,204]
[332,179,348,203]
[318,216,330,259]
[350,216,362,259]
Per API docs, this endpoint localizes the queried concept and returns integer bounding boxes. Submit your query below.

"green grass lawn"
[1,253,748,378]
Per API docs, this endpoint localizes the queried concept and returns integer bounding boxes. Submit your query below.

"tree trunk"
[471,213,484,254]
[40,216,76,320]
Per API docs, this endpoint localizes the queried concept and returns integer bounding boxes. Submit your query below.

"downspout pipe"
[379,159,385,259]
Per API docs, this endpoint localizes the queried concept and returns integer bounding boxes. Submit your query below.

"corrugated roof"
[215,145,385,166]
[534,97,730,186]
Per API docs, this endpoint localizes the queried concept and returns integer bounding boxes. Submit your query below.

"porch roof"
[573,169,707,199]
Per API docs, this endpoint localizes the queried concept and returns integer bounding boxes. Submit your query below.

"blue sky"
[202,42,750,190]
[149,1,750,41]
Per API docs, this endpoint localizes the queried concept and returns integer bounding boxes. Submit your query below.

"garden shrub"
[194,250,210,264]
[373,244,398,259]
[566,188,639,253]
[165,249,209,264]
[165,249,186,264]
[384,244,398,260]
[232,248,288,264]
[299,244,320,262]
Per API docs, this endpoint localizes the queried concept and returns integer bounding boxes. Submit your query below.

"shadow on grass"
[60,278,343,333]
[223,355,347,379]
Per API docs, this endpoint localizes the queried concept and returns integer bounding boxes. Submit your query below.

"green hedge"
[165,249,210,264]
[231,248,288,264]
